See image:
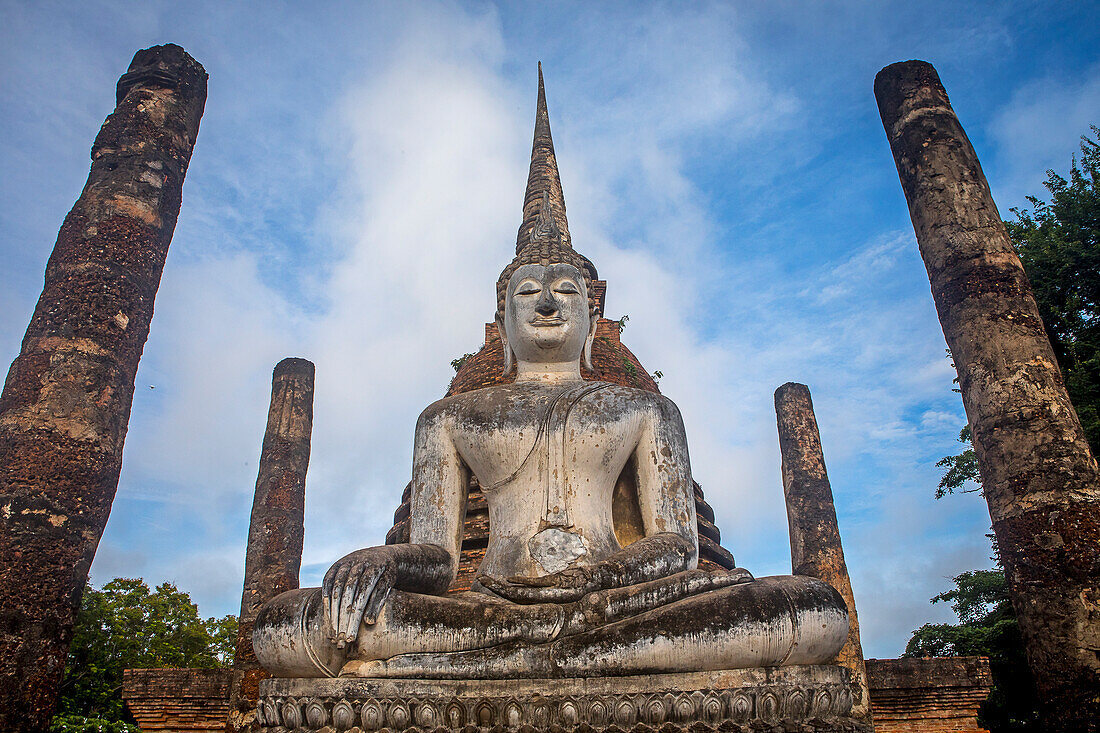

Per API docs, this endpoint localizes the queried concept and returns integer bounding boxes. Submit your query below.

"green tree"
[1006,126,1100,451]
[934,424,980,498]
[56,578,237,724]
[904,562,1038,731]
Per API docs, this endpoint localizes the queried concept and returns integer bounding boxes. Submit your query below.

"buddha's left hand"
[479,566,599,603]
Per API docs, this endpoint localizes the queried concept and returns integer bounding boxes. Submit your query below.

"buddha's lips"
[531,318,566,326]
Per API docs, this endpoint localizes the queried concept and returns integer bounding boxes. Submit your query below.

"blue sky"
[2,1,1098,658]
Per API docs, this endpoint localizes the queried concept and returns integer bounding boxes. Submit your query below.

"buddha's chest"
[450,384,644,517]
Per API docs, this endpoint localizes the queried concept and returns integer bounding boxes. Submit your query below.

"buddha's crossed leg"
[253,571,844,679]
[342,575,847,679]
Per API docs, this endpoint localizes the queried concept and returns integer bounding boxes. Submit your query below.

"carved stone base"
[256,665,871,732]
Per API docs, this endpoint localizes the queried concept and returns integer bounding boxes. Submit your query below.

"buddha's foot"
[339,659,385,677]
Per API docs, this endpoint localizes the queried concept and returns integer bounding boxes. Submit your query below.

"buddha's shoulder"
[419,381,680,421]
[415,383,530,425]
[584,382,683,419]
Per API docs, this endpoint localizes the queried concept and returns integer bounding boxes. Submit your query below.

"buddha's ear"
[583,314,597,372]
[496,316,514,375]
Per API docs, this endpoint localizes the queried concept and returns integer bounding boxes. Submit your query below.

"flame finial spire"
[496,65,600,370]
[516,62,571,253]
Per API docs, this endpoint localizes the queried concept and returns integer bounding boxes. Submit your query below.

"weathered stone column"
[774,382,871,723]
[876,60,1100,731]
[0,44,206,732]
[227,358,315,732]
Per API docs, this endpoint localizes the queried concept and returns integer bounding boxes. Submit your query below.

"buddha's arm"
[630,394,699,566]
[321,406,464,646]
[408,403,469,579]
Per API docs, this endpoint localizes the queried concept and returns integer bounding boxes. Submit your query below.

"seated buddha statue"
[252,73,849,682]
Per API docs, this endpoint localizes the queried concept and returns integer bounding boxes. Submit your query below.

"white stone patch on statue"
[529,526,588,573]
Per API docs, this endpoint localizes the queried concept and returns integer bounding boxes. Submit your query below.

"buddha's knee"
[743,575,849,665]
[253,587,345,678]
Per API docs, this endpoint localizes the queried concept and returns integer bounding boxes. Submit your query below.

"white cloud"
[5,0,1058,660]
[988,62,1100,209]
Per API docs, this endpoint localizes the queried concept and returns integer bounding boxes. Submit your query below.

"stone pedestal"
[255,666,869,732]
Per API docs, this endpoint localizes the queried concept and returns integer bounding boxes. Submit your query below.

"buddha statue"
[252,71,850,684]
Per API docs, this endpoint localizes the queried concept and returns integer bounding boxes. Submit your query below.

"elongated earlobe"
[583,317,597,371]
[496,318,514,375]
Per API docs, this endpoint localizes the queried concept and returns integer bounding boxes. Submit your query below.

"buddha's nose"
[535,289,559,316]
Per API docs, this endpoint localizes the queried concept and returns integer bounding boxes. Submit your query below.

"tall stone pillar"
[774,382,871,723]
[875,60,1100,731]
[227,358,315,732]
[0,44,206,732]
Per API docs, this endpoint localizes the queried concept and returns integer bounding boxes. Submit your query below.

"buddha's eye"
[514,279,542,296]
[554,280,580,295]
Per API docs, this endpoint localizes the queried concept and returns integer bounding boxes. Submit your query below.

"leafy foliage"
[57,578,236,723]
[49,714,140,733]
[450,352,476,372]
[934,425,981,498]
[1006,126,1100,451]
[904,566,1039,731]
[930,567,1009,624]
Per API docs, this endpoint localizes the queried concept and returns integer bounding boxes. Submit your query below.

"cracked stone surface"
[0,43,206,732]
[876,59,1100,732]
[227,358,315,733]
[775,382,871,724]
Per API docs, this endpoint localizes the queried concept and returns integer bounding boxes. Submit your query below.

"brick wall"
[867,657,993,733]
[122,668,231,732]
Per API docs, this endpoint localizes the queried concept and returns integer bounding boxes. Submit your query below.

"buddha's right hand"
[321,544,452,648]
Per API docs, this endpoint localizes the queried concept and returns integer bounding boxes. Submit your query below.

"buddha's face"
[503,263,591,365]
